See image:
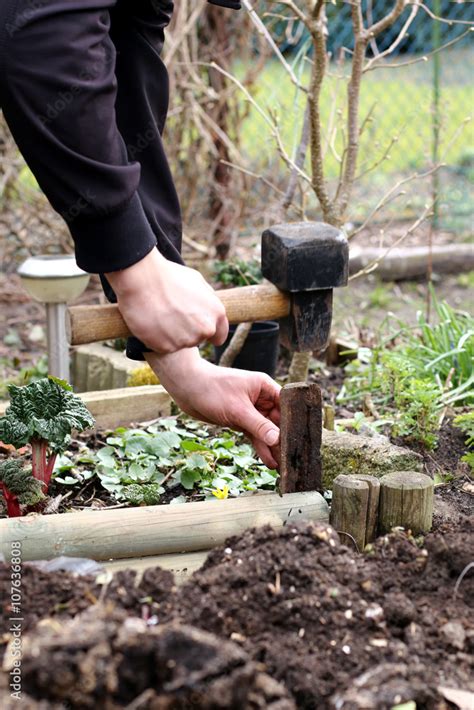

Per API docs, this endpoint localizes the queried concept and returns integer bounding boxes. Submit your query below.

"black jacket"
[0,0,240,275]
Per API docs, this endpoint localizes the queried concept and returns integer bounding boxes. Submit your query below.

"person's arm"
[2,0,156,275]
[2,0,228,352]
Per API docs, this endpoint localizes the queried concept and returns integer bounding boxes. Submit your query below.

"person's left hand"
[146,349,281,469]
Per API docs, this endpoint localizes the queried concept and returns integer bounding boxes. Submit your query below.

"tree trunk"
[204,5,237,259]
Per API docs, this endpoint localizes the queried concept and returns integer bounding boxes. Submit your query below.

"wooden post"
[323,404,335,431]
[379,471,434,535]
[280,383,322,493]
[330,474,380,552]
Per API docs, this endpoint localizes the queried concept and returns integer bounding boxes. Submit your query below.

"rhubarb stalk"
[0,483,21,517]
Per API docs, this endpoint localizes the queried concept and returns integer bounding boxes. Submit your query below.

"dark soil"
[1,519,472,709]
[175,521,474,709]
[0,565,176,645]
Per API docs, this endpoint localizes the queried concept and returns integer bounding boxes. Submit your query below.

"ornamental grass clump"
[0,377,94,517]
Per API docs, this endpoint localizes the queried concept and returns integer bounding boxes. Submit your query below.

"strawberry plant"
[0,377,94,516]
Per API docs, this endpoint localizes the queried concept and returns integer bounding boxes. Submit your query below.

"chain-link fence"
[237,0,473,234]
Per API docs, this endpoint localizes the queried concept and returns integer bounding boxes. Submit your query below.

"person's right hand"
[105,248,229,353]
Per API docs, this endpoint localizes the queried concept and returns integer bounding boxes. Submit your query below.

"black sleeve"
[208,1,242,8]
[1,0,157,274]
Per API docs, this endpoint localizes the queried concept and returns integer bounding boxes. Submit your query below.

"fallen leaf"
[461,482,474,496]
[0,441,28,455]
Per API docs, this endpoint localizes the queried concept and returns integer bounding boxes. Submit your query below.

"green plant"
[213,258,262,287]
[453,411,474,472]
[54,417,277,506]
[339,289,474,448]
[0,460,45,517]
[0,355,48,400]
[0,377,94,516]
[367,283,391,310]
[457,271,474,289]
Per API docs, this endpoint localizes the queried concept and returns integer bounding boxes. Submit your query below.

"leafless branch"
[349,204,433,281]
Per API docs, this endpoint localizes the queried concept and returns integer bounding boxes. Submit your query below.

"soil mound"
[174,520,474,708]
[7,608,294,709]
[1,519,473,709]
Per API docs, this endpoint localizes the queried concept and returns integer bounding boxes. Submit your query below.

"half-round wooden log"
[67,283,290,345]
[379,471,434,534]
[330,474,380,552]
[0,491,328,562]
[349,244,474,280]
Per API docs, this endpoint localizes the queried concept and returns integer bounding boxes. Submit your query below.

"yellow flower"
[212,485,229,500]
[127,365,160,387]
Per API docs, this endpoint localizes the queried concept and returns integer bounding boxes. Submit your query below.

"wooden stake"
[323,404,335,431]
[280,383,322,493]
[379,471,434,535]
[330,474,380,552]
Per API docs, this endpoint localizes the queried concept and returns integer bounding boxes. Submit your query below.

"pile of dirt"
[0,565,175,649]
[175,520,473,708]
[1,520,472,709]
[5,609,292,709]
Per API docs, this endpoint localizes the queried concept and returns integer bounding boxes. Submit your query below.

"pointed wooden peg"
[280,382,322,494]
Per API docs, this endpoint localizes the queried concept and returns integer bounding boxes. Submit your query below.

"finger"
[236,404,280,448]
[209,312,229,346]
[266,405,280,426]
[255,375,281,406]
[251,437,279,470]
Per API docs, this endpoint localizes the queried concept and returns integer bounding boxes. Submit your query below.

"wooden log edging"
[0,491,328,563]
[330,471,434,550]
[330,474,380,552]
[378,471,434,535]
[349,243,474,280]
[103,549,209,583]
[0,385,172,429]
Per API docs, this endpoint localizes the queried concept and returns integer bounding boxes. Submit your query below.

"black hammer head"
[261,222,349,352]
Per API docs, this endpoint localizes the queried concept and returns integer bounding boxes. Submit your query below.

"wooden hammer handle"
[67,283,290,346]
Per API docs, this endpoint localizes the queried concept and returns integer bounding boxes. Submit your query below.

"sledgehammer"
[67,222,348,352]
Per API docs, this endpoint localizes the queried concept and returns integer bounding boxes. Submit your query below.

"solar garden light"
[17,255,90,382]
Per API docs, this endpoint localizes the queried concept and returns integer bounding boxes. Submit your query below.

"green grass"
[235,48,474,179]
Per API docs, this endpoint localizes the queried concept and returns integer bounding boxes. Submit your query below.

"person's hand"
[146,349,281,469]
[105,248,228,354]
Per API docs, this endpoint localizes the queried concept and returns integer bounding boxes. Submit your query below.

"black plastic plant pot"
[214,321,280,378]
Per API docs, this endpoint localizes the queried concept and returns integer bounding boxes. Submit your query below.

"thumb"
[238,406,280,447]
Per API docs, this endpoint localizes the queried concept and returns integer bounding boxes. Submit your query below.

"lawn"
[235,47,474,179]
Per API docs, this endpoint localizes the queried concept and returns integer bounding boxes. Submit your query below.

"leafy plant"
[0,377,94,516]
[453,411,474,472]
[339,289,474,448]
[0,460,45,517]
[54,417,277,506]
[213,258,262,287]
